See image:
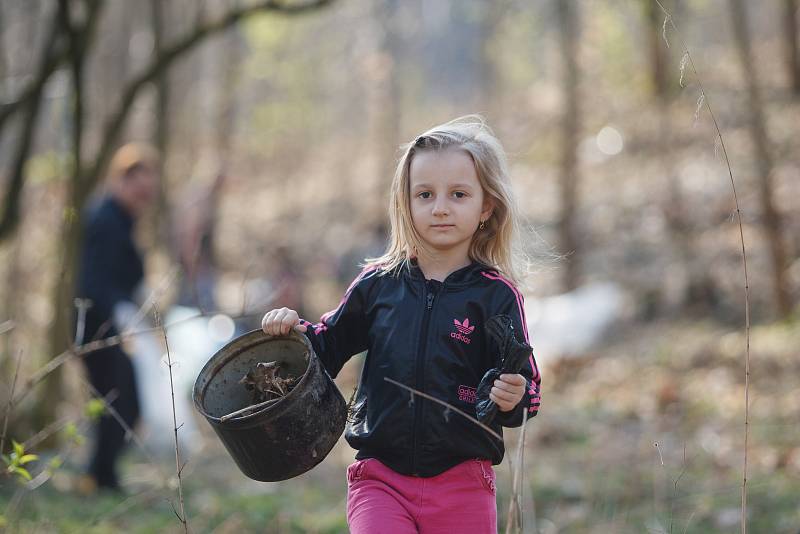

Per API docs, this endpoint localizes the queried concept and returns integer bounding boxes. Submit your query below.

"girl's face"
[408,148,493,258]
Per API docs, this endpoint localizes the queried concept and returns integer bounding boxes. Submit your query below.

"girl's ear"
[481,196,495,221]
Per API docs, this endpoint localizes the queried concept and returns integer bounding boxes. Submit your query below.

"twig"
[9,309,261,409]
[505,407,529,534]
[383,377,503,442]
[656,3,751,532]
[0,349,23,455]
[22,414,73,451]
[155,306,188,533]
[86,487,163,527]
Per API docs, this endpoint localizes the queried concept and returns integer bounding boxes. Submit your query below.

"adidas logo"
[451,318,475,344]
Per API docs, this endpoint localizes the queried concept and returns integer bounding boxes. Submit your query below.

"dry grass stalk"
[655,2,752,533]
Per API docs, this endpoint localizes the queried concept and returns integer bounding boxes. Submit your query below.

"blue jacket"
[300,257,541,477]
[77,196,144,341]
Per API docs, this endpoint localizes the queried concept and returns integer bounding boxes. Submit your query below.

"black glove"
[475,314,532,426]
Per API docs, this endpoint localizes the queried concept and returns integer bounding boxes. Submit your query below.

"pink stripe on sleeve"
[305,264,379,333]
[481,271,541,384]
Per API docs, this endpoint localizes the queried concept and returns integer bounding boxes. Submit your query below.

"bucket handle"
[219,397,281,422]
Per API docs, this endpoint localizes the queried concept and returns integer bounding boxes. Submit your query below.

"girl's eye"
[418,192,432,199]
[453,191,467,198]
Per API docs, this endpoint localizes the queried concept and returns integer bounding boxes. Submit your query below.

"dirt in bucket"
[239,361,301,404]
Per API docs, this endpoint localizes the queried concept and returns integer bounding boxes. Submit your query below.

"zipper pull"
[426,292,434,309]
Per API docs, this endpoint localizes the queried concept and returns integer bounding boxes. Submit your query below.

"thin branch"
[9,308,259,409]
[0,349,23,454]
[655,3,751,533]
[155,306,188,533]
[22,414,72,451]
[505,407,530,534]
[86,487,163,527]
[383,377,503,442]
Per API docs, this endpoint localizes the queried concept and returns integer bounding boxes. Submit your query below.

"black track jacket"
[299,257,541,477]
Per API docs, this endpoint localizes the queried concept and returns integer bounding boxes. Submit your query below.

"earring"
[479,220,485,230]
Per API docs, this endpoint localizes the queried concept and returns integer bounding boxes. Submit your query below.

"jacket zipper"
[411,281,437,475]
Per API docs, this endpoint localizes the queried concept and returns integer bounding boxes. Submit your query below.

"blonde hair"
[365,115,530,287]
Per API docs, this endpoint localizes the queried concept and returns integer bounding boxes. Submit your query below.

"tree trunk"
[37,0,96,433]
[152,0,172,254]
[556,0,581,292]
[729,0,793,317]
[784,0,800,95]
[375,0,401,197]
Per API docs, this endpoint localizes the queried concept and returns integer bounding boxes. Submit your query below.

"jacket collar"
[405,256,491,287]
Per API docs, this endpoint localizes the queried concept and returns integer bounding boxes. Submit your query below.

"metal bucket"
[192,329,347,481]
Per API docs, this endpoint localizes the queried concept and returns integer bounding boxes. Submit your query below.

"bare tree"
[729,0,793,317]
[1,0,333,430]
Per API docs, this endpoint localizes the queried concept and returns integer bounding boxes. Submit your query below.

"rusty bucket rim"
[192,328,314,425]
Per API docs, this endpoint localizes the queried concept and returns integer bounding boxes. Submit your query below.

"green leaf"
[13,466,31,481]
[84,398,106,420]
[19,454,38,464]
[12,440,23,458]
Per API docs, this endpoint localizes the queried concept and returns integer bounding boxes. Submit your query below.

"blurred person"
[262,116,541,533]
[74,143,159,493]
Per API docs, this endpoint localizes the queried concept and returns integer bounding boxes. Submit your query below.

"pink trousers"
[346,457,497,533]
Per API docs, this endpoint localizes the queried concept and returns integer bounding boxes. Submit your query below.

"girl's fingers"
[260,308,303,336]
[261,310,276,334]
[498,373,526,386]
[490,386,517,403]
[493,378,524,395]
[280,312,297,335]
[489,390,515,411]
[272,308,288,335]
[262,308,291,336]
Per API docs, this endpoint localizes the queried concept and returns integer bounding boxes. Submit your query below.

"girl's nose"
[432,199,449,216]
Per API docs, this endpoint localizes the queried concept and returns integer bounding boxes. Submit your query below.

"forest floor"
[1,315,798,533]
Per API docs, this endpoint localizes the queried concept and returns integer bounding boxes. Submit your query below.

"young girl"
[262,115,541,533]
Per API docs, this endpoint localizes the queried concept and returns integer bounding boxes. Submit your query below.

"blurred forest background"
[0,0,799,532]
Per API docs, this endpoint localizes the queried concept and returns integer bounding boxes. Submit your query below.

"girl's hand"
[490,373,527,412]
[261,307,307,336]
